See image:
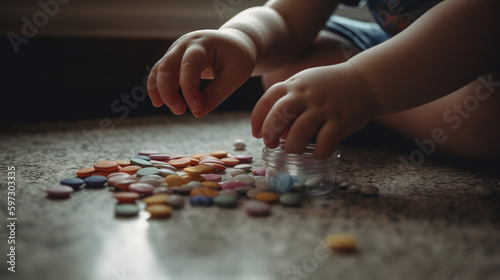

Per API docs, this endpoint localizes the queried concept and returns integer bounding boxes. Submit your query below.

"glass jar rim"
[262,141,341,167]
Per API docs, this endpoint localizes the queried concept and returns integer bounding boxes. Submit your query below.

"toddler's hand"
[147,29,256,117]
[251,63,378,158]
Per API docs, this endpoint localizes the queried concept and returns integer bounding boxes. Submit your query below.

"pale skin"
[147,0,500,160]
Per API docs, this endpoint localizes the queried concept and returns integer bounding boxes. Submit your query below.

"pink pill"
[114,178,139,191]
[129,182,155,195]
[221,181,246,190]
[47,185,74,198]
[252,167,266,176]
[234,154,253,163]
[244,200,271,217]
[138,149,160,156]
[201,174,222,182]
[107,174,133,187]
[149,154,171,161]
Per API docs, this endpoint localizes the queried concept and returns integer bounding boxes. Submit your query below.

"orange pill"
[94,160,119,172]
[185,157,200,165]
[93,171,115,177]
[114,192,140,203]
[183,174,205,182]
[114,160,131,167]
[190,187,219,198]
[204,163,226,171]
[146,204,173,219]
[220,157,240,166]
[210,150,228,158]
[202,181,220,189]
[76,167,95,178]
[191,153,208,159]
[184,164,214,176]
[119,165,142,175]
[255,192,280,203]
[165,175,188,186]
[142,194,169,205]
[168,158,191,168]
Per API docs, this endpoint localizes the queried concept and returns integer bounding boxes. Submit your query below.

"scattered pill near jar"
[326,233,357,252]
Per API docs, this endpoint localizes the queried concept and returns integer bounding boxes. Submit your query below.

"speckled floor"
[1,111,499,280]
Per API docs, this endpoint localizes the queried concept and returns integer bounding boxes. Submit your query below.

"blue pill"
[132,155,151,161]
[60,177,85,190]
[83,175,108,188]
[189,196,213,207]
[278,174,295,192]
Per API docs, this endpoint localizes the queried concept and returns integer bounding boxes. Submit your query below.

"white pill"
[234,164,252,171]
[230,169,247,176]
[166,194,185,208]
[233,139,246,151]
[153,186,174,195]
[475,185,494,197]
[154,163,177,171]
[305,177,323,187]
[139,178,161,187]
[140,175,164,181]
[158,168,177,177]
[360,184,379,196]
[219,189,239,197]
[234,174,256,185]
[186,181,204,188]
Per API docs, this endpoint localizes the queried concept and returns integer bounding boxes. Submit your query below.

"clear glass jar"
[262,141,341,196]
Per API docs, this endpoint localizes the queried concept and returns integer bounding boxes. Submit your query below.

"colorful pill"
[214,195,238,208]
[76,167,95,178]
[221,181,246,190]
[244,200,271,217]
[146,204,173,219]
[114,204,139,217]
[142,194,170,205]
[255,192,280,203]
[119,165,142,175]
[168,158,191,168]
[83,175,108,188]
[60,177,84,190]
[129,182,155,195]
[189,196,214,207]
[93,160,119,172]
[114,192,140,203]
[326,233,357,252]
[190,187,219,198]
[47,185,74,198]
[130,158,153,168]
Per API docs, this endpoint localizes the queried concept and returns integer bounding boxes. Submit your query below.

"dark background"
[0,36,263,125]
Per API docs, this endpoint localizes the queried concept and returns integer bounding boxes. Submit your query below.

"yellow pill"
[210,150,228,158]
[182,174,205,182]
[326,233,357,252]
[255,192,280,203]
[202,181,220,189]
[184,164,214,176]
[142,194,170,205]
[146,204,173,219]
[165,175,188,186]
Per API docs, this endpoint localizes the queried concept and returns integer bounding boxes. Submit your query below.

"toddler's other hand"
[251,63,378,158]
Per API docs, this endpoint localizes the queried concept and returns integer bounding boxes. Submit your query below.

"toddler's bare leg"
[375,73,500,159]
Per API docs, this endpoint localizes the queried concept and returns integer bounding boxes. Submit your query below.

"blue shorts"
[323,15,391,51]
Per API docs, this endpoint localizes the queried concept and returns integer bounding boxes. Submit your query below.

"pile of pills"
[47,139,382,222]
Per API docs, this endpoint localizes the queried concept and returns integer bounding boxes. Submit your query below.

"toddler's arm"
[147,0,340,117]
[349,0,500,115]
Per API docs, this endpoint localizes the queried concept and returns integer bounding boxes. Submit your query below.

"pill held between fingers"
[360,185,379,196]
[47,185,74,198]
[326,233,357,252]
[244,200,271,217]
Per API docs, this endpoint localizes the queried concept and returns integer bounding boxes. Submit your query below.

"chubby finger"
[156,47,187,114]
[180,44,210,115]
[251,83,288,138]
[147,64,164,107]
[314,120,345,159]
[261,95,305,149]
[196,66,250,118]
[283,110,325,154]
